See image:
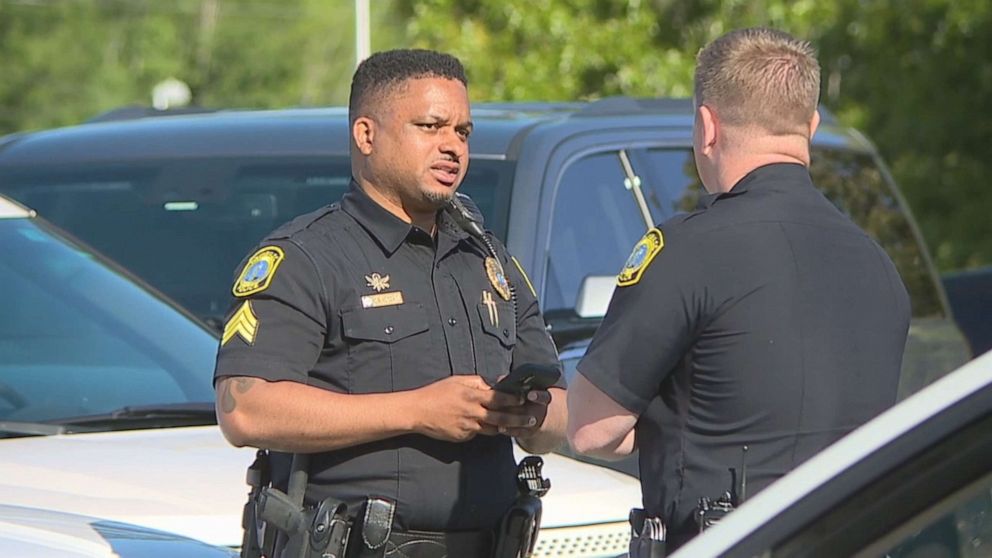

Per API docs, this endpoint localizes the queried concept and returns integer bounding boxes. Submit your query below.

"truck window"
[544,151,647,312]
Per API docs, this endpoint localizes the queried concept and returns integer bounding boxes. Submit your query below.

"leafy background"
[0,0,988,271]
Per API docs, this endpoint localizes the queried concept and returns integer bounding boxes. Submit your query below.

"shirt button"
[448,318,457,326]
[503,328,510,337]
[384,326,394,335]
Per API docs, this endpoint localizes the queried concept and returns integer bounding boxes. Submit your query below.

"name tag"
[361,291,404,308]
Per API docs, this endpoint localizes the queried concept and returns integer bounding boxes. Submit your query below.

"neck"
[355,178,439,232]
[713,131,811,193]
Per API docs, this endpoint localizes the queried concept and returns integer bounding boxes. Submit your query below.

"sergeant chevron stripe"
[222,301,259,346]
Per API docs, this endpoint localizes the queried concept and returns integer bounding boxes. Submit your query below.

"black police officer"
[214,49,566,557]
[567,28,910,552]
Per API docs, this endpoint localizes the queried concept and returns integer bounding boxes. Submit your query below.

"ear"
[698,104,718,156]
[352,117,375,156]
[809,109,821,139]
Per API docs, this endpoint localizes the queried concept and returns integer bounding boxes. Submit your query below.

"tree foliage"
[400,0,991,271]
[0,0,405,131]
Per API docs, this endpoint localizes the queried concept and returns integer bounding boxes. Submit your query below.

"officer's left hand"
[480,388,551,438]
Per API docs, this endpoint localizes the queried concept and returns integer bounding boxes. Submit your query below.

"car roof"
[0,98,872,167]
[672,348,992,557]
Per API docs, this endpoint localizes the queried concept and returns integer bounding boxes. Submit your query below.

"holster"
[493,494,542,558]
[492,456,550,558]
[240,450,271,558]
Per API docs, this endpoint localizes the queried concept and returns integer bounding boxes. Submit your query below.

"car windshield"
[0,217,216,431]
[0,157,515,327]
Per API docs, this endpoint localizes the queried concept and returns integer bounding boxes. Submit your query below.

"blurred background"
[0,0,988,273]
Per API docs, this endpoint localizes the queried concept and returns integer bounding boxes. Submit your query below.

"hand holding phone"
[492,363,561,396]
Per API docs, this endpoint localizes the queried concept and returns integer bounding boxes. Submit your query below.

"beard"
[423,187,456,207]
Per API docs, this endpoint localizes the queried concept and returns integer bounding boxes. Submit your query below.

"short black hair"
[348,49,468,123]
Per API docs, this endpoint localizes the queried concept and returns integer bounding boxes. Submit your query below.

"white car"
[0,503,236,558]
[673,349,992,557]
[0,194,640,556]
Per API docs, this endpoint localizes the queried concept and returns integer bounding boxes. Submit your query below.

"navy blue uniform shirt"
[214,184,562,531]
[577,163,910,544]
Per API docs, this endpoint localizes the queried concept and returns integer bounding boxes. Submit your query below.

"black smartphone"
[492,363,561,395]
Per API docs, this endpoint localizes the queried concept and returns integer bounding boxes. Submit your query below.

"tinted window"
[0,218,216,423]
[545,151,647,311]
[633,147,943,318]
[0,157,514,324]
[885,474,992,558]
[810,149,943,318]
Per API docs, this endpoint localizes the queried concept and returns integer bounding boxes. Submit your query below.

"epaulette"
[269,202,341,240]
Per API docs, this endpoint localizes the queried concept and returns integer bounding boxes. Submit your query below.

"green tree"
[0,0,406,133]
[401,0,991,271]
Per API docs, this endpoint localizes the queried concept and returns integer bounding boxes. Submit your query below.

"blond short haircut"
[694,28,820,135]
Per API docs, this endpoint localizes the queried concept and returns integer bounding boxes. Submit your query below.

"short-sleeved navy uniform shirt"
[214,184,562,532]
[578,163,911,541]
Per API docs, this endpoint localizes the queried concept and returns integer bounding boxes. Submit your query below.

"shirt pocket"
[475,299,517,381]
[341,303,432,392]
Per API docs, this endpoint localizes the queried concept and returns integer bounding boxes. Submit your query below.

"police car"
[0,504,237,558]
[0,194,640,556]
[672,348,992,557]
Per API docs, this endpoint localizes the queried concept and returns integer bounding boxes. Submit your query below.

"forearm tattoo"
[220,377,257,414]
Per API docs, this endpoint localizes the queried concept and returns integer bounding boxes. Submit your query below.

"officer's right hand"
[412,376,532,442]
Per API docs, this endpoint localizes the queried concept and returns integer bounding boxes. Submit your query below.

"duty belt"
[241,451,549,558]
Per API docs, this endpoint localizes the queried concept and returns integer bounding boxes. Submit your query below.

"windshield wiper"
[53,402,217,428]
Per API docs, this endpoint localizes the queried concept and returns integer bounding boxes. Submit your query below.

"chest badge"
[365,273,390,292]
[485,256,512,301]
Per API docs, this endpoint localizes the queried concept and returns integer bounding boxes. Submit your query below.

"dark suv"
[0,98,970,399]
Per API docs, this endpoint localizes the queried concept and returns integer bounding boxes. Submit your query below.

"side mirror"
[575,275,616,318]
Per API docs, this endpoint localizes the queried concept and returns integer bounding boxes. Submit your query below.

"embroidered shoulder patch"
[233,246,285,297]
[617,228,664,287]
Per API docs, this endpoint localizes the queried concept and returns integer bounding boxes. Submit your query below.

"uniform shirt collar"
[340,181,471,254]
[700,163,811,209]
[341,181,417,255]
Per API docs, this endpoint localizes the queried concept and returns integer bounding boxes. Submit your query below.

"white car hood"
[0,427,255,547]
[0,426,639,547]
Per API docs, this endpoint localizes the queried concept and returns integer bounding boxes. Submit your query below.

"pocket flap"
[476,300,516,346]
[342,303,429,343]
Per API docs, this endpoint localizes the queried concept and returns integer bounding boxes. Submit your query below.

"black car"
[0,98,970,402]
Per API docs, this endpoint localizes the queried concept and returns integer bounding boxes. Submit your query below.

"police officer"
[214,49,566,557]
[567,28,910,552]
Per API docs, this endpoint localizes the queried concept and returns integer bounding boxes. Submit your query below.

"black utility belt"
[257,492,497,558]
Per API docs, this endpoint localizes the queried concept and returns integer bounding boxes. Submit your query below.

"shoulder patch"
[233,246,285,297]
[617,228,664,287]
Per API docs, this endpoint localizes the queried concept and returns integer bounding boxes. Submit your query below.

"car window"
[0,218,216,424]
[544,151,648,311]
[0,158,514,325]
[883,473,992,558]
[632,147,944,319]
[810,149,943,319]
